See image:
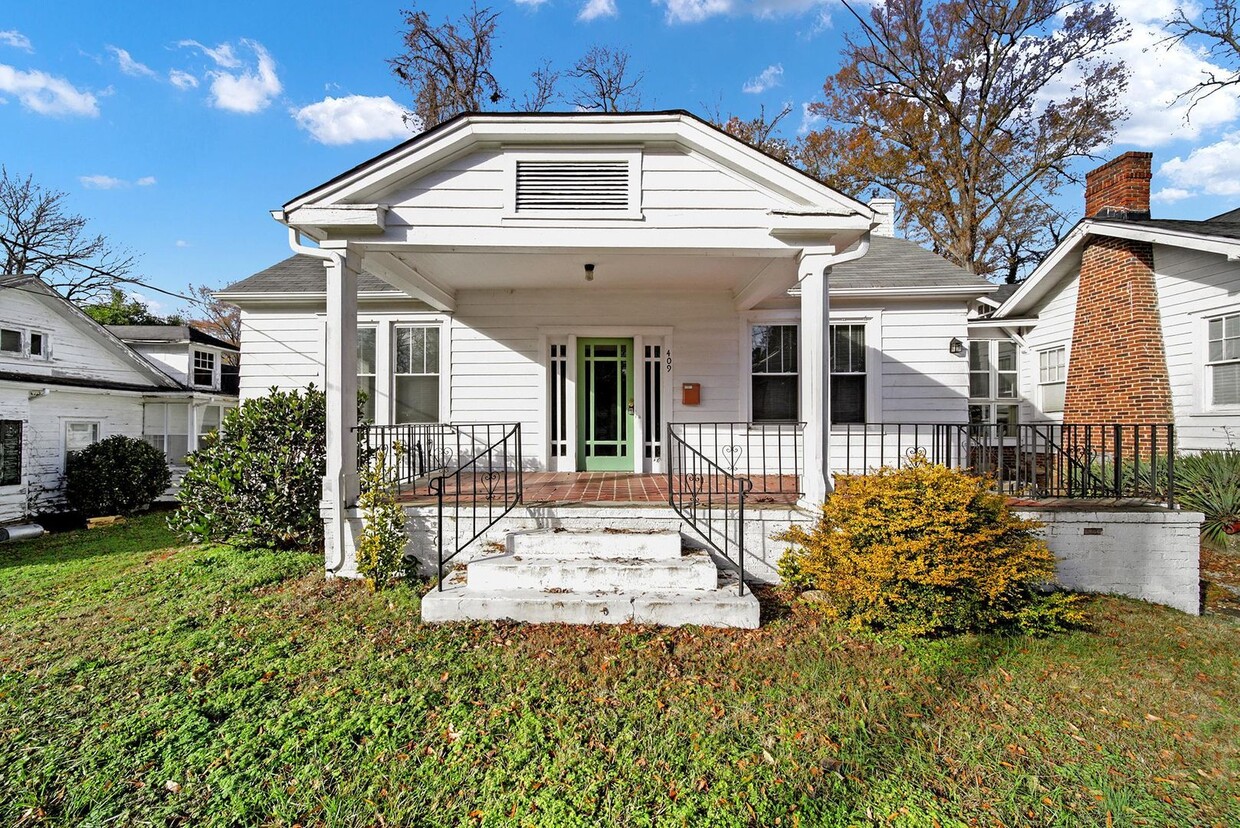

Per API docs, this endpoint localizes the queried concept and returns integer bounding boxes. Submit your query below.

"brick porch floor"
[397,472,801,506]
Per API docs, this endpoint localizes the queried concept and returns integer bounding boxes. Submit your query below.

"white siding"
[1153,244,1240,450]
[0,388,29,523]
[238,309,326,398]
[1015,269,1079,424]
[873,300,971,422]
[130,342,190,386]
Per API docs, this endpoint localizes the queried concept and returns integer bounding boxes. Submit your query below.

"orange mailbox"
[682,383,701,405]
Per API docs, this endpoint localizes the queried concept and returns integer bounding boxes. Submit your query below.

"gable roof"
[107,324,240,352]
[829,235,995,293]
[0,276,183,390]
[993,213,1240,318]
[279,110,873,221]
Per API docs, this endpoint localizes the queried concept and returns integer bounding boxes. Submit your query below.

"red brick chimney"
[1063,152,1173,424]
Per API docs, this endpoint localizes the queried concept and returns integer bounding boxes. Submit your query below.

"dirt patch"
[1202,545,1240,617]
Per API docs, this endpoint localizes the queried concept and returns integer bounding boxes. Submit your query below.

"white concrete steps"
[420,529,760,628]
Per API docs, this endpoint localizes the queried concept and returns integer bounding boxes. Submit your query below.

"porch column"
[799,251,832,504]
[321,243,360,575]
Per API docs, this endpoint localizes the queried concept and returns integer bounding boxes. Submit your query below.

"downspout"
[287,228,350,574]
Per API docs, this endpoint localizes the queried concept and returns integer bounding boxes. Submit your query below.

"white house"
[976,152,1240,452]
[0,277,237,523]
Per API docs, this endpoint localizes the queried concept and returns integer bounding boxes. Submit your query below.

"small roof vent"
[515,159,630,212]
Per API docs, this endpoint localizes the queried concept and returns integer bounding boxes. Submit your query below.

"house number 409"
[665,350,672,373]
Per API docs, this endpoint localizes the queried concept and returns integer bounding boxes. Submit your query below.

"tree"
[711,103,798,165]
[803,0,1130,281]
[520,59,561,112]
[389,3,504,130]
[82,288,181,326]
[185,284,242,346]
[0,167,137,302]
[1164,1,1240,110]
[567,46,644,113]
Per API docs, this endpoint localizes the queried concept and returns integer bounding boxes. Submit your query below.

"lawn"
[1,515,1238,827]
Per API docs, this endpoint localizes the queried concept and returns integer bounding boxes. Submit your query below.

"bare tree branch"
[1162,0,1240,113]
[567,46,644,112]
[709,103,798,165]
[520,59,561,112]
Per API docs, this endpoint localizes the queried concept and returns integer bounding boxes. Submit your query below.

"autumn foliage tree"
[803,0,1131,282]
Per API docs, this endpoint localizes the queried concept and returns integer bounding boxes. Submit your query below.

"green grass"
[1,514,1238,827]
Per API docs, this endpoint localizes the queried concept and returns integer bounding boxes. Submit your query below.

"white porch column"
[799,251,832,504]
[321,243,360,575]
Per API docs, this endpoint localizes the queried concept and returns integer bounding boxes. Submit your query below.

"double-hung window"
[1038,346,1067,414]
[357,327,377,422]
[968,340,1019,434]
[142,404,189,463]
[64,421,100,468]
[192,350,216,387]
[751,324,798,422]
[830,324,867,425]
[1208,312,1240,407]
[394,325,440,423]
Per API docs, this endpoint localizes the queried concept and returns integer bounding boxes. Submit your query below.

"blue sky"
[2,0,1238,313]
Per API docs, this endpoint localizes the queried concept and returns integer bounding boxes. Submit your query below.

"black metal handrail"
[836,422,1176,505]
[356,423,453,490]
[667,421,804,497]
[667,424,754,596]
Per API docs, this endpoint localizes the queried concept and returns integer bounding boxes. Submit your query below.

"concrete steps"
[421,529,759,629]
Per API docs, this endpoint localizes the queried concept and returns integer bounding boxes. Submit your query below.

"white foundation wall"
[1018,506,1202,614]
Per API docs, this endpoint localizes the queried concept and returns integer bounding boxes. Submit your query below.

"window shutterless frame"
[1206,311,1240,408]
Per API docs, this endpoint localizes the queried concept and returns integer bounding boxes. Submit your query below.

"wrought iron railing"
[356,422,523,586]
[835,422,1176,505]
[667,422,804,498]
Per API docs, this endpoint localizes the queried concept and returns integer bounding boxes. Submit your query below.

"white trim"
[739,310,800,423]
[1035,344,1068,415]
[1201,307,1240,413]
[826,311,884,428]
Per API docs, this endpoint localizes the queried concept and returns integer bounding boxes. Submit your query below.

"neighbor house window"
[969,340,1019,435]
[0,328,22,353]
[751,324,798,422]
[29,332,47,358]
[192,350,216,387]
[394,325,440,423]
[0,419,21,486]
[358,326,377,422]
[1038,346,1067,414]
[142,404,189,464]
[830,324,867,425]
[64,421,100,466]
[1208,312,1240,407]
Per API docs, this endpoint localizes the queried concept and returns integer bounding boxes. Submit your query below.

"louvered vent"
[515,159,630,212]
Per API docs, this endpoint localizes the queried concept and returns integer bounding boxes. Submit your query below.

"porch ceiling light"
[584,263,595,282]
[949,337,965,356]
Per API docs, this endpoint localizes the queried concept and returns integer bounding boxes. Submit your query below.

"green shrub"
[1174,450,1240,549]
[170,386,326,550]
[776,457,1084,637]
[356,445,409,590]
[64,435,171,516]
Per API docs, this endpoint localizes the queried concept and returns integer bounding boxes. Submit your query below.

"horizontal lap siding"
[876,302,970,422]
[1018,274,1078,423]
[450,289,740,468]
[238,310,324,398]
[1153,245,1240,451]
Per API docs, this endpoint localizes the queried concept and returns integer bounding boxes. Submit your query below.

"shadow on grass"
[0,511,182,572]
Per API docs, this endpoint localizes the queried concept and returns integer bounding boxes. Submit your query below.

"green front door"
[577,338,635,471]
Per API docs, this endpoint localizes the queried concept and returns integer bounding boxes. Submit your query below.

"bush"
[64,435,171,516]
[356,445,409,590]
[776,457,1084,637]
[1175,450,1240,550]
[170,386,326,550]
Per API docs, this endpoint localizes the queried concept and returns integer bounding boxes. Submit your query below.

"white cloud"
[579,0,618,20]
[293,95,413,145]
[1159,134,1240,197]
[168,69,198,90]
[0,64,98,116]
[743,63,783,94]
[107,46,157,79]
[657,0,855,24]
[181,39,281,113]
[175,239,191,248]
[797,101,824,135]
[79,174,127,189]
[78,174,157,189]
[515,0,551,6]
[660,0,732,23]
[0,30,33,52]
[1151,187,1194,204]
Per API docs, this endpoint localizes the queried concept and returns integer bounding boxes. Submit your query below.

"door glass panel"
[592,360,619,444]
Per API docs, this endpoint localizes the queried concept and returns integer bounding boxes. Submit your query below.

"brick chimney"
[1063,152,1173,424]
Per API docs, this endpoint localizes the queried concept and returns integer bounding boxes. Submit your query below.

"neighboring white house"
[107,325,240,396]
[0,277,238,524]
[975,152,1240,451]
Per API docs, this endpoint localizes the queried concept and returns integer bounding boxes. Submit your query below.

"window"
[192,350,216,387]
[1208,312,1240,407]
[830,324,867,424]
[358,327,377,422]
[394,325,440,423]
[198,405,221,439]
[751,324,798,422]
[64,421,100,465]
[0,328,20,353]
[969,340,1018,400]
[29,332,46,357]
[0,419,20,486]
[1038,346,1067,414]
[142,404,189,463]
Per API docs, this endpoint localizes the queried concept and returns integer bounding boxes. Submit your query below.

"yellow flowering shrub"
[777,457,1084,636]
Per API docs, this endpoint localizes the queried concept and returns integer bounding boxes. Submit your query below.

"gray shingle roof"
[1092,215,1240,242]
[220,255,397,295]
[987,282,1021,304]
[830,235,994,290]
[107,325,239,351]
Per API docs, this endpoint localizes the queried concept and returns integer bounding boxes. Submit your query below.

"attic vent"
[515,159,631,212]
